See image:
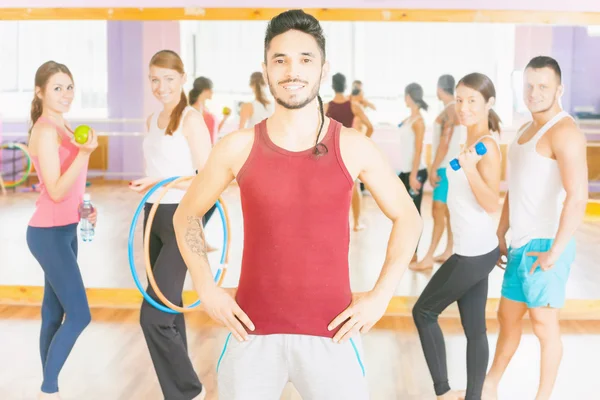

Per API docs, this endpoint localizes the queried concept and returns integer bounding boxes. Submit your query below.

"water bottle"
[449,142,488,171]
[409,174,424,197]
[78,193,95,242]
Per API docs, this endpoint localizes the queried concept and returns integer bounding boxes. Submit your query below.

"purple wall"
[552,27,600,114]
[570,28,600,113]
[106,21,146,180]
[104,21,181,180]
[0,22,180,182]
[551,27,575,113]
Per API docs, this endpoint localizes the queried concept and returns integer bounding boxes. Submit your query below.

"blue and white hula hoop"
[128,176,229,314]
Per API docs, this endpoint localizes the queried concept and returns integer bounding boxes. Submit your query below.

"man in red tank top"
[325,72,374,232]
[174,10,422,400]
[325,72,373,135]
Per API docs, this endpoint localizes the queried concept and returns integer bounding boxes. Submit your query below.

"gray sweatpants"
[216,333,369,400]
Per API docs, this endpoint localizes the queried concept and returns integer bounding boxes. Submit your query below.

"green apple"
[74,125,91,144]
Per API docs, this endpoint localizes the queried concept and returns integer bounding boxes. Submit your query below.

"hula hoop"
[128,176,230,314]
[0,142,32,188]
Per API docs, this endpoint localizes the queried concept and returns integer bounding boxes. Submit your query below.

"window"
[180,21,516,127]
[0,21,108,119]
[588,26,600,36]
[180,20,269,115]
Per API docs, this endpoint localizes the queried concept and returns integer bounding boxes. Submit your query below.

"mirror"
[0,18,598,314]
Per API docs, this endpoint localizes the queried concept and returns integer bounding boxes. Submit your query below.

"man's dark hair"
[332,73,346,93]
[264,9,328,157]
[264,9,326,64]
[526,56,562,83]
[437,74,455,95]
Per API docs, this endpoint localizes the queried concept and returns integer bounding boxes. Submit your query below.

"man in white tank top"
[413,75,462,270]
[484,56,588,400]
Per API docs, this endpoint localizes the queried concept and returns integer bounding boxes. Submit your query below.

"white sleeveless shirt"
[398,115,426,173]
[447,133,501,256]
[246,99,274,128]
[507,111,571,248]
[143,106,197,204]
[432,102,463,168]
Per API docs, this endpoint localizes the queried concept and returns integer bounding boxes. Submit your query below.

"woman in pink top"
[26,61,98,400]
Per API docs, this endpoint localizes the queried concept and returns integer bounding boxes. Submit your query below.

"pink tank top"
[202,110,217,145]
[28,116,88,227]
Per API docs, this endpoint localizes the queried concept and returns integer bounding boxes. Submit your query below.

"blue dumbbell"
[450,142,487,171]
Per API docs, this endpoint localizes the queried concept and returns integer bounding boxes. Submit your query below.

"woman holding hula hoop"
[26,61,98,399]
[128,50,212,400]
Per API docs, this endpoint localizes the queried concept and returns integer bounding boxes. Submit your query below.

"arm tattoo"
[440,113,450,137]
[185,216,208,259]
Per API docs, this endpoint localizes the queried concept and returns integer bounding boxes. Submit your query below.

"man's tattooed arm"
[185,216,209,261]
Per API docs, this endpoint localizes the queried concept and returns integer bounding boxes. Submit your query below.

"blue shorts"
[501,238,576,308]
[432,168,448,203]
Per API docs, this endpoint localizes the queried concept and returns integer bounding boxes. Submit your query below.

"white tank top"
[507,111,571,248]
[447,133,501,256]
[246,99,274,128]
[398,115,426,173]
[432,102,463,168]
[143,106,197,204]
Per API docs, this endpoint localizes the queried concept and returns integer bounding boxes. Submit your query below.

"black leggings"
[399,168,428,256]
[141,203,203,400]
[412,247,499,399]
[399,168,428,215]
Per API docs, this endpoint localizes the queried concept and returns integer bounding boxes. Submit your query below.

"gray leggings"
[412,247,499,399]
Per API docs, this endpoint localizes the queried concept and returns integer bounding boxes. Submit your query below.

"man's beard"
[267,74,321,110]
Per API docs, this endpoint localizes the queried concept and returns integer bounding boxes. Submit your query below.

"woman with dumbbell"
[412,73,502,400]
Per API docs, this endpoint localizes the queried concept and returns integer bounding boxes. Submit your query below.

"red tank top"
[235,119,354,338]
[326,100,354,128]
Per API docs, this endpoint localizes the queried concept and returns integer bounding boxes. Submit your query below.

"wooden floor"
[0,305,597,400]
[1,179,599,301]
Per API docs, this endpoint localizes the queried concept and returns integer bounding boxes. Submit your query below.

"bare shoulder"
[445,106,458,124]
[350,100,363,111]
[551,117,585,143]
[30,121,59,142]
[339,125,369,146]
[213,128,255,157]
[412,117,425,131]
[182,107,205,129]
[479,136,502,162]
[339,125,393,180]
[548,118,586,161]
[29,122,59,156]
[183,107,203,122]
[240,102,253,112]
[339,126,382,160]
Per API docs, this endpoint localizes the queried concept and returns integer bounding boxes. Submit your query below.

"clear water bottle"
[78,193,95,242]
